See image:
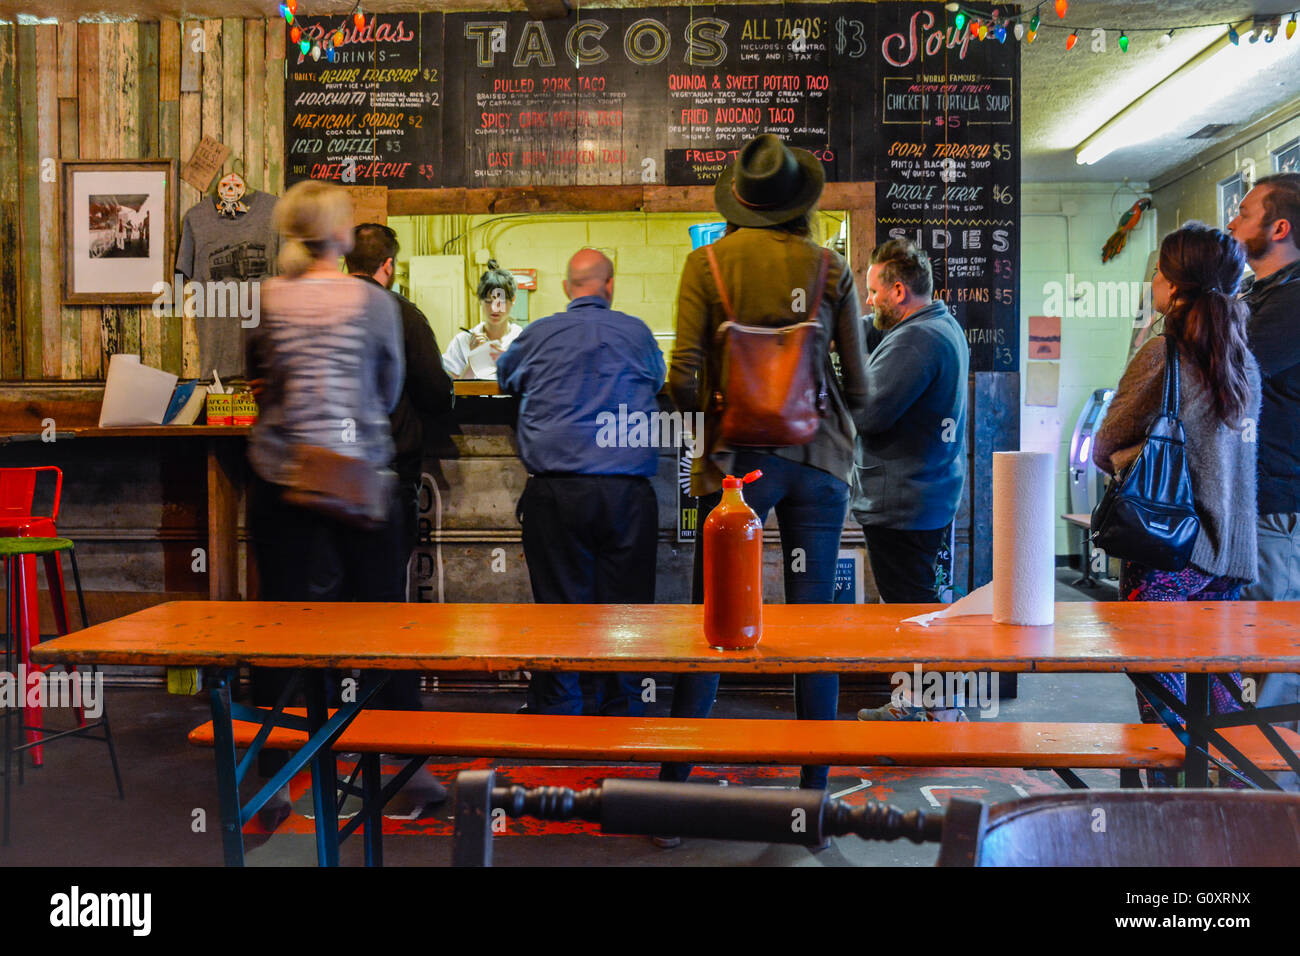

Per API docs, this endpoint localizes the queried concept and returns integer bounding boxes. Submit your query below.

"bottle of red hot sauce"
[703,470,763,650]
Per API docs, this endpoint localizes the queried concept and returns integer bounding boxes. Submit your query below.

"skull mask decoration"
[215,172,249,218]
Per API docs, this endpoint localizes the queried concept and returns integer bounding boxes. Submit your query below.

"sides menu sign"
[873,4,1019,372]
[284,2,1019,370]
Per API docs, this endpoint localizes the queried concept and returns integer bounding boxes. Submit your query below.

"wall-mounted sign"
[1028,315,1061,360]
[181,136,231,192]
[284,3,1020,372]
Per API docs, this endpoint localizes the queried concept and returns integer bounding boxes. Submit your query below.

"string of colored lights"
[278,0,370,62]
[944,2,1300,48]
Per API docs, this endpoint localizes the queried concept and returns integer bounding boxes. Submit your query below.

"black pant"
[248,473,418,776]
[517,474,657,716]
[862,524,950,604]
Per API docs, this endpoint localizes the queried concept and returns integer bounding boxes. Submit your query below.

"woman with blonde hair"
[243,179,405,826]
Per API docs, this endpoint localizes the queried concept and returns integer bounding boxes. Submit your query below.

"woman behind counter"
[442,259,523,380]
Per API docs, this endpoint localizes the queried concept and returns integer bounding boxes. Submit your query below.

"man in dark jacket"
[1229,172,1300,789]
[345,223,455,805]
[853,239,969,720]
[346,223,455,564]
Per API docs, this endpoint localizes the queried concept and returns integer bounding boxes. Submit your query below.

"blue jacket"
[851,300,969,530]
[496,296,666,476]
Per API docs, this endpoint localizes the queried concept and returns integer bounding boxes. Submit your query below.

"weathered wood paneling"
[179,18,201,94]
[4,17,285,383]
[58,24,79,379]
[18,26,45,379]
[243,18,264,192]
[37,25,62,379]
[159,20,183,375]
[221,18,243,180]
[264,20,284,195]
[78,22,102,377]
[0,25,22,380]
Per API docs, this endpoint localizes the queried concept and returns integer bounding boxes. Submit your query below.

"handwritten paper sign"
[1028,315,1061,360]
[345,185,389,226]
[181,136,231,192]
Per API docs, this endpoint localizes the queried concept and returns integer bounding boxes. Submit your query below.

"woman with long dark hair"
[1093,222,1261,781]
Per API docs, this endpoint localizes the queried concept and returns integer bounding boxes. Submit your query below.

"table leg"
[207,668,246,867]
[1184,674,1210,788]
[206,439,241,601]
[304,673,341,867]
[1130,673,1284,790]
[361,753,382,868]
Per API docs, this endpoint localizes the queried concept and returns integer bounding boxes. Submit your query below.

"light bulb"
[1014,23,1024,41]
[955,11,966,31]
[1159,30,1173,47]
[1118,32,1129,53]
[1055,0,1068,19]
[1066,30,1078,50]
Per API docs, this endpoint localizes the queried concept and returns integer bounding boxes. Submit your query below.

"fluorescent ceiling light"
[1076,22,1297,166]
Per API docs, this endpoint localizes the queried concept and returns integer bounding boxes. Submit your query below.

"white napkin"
[901,582,995,627]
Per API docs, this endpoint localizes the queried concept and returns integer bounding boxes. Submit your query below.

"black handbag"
[1090,335,1200,571]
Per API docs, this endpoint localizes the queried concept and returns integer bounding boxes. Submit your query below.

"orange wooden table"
[32,600,1300,865]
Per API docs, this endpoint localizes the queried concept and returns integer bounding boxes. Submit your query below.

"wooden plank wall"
[0,18,286,382]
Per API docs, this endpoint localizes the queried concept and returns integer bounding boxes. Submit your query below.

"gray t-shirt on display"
[175,190,279,380]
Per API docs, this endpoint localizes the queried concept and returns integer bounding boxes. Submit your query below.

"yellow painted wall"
[389,210,846,348]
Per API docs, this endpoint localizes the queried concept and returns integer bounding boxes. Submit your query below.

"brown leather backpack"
[706,245,832,447]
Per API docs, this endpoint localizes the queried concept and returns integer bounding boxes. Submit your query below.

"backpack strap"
[707,244,833,324]
[807,248,832,321]
[705,244,736,323]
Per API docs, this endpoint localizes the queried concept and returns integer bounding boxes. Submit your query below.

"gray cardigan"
[851,300,969,530]
[1093,336,1260,582]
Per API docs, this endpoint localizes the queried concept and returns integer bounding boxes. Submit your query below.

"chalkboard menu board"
[284,2,1019,370]
[286,13,442,188]
[873,3,1020,372]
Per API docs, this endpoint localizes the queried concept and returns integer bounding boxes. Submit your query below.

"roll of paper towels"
[992,451,1056,625]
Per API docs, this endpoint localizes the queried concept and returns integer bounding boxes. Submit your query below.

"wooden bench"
[189,708,1300,786]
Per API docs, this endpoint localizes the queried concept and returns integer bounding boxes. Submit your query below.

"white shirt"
[441,321,523,379]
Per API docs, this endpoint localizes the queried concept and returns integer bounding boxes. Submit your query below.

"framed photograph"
[1217,172,1245,231]
[61,159,176,305]
[1273,137,1300,174]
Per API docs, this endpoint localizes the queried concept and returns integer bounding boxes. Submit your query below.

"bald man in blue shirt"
[497,248,667,716]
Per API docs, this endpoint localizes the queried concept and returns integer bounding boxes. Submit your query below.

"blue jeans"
[661,452,850,789]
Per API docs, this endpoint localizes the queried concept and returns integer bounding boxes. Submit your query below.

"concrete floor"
[2,569,1133,867]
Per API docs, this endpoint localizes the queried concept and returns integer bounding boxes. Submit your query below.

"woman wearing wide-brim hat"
[660,134,870,813]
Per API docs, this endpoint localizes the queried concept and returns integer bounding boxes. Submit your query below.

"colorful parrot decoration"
[1102,198,1152,263]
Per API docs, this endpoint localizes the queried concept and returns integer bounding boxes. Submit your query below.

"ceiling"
[1021,0,1300,184]
[4,0,1300,186]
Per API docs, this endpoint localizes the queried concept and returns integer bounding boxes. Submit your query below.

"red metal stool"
[1,467,67,768]
[2,536,123,845]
